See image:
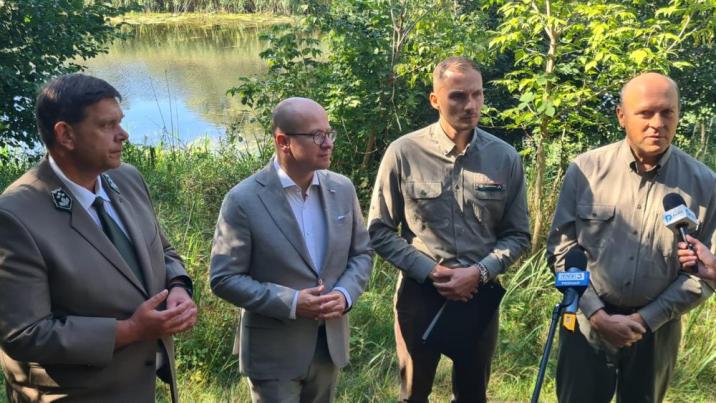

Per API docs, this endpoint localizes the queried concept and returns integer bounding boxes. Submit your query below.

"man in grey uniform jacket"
[0,74,197,402]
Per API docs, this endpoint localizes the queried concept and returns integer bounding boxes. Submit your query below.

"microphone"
[663,193,699,273]
[555,248,589,331]
[530,248,590,402]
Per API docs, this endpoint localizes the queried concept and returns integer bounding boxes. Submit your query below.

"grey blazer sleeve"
[135,171,187,285]
[0,209,116,366]
[209,191,297,320]
[161,226,188,284]
[332,185,373,307]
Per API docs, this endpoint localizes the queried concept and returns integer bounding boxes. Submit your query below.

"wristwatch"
[168,279,194,299]
[475,262,489,285]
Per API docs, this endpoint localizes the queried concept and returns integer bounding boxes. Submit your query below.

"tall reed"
[107,0,304,14]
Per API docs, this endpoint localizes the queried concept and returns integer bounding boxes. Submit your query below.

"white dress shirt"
[273,158,352,319]
[49,156,129,237]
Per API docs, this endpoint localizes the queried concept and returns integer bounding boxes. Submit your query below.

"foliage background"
[0,0,129,150]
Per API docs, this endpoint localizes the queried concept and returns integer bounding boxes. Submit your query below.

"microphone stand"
[530,302,565,403]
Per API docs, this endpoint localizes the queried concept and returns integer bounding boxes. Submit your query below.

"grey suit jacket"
[0,159,187,403]
[210,162,372,380]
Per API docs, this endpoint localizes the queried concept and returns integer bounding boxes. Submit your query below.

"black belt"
[603,303,641,315]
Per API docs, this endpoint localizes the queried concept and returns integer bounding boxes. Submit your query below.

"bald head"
[271,97,327,135]
[619,72,679,109]
[272,97,333,182]
[616,72,680,168]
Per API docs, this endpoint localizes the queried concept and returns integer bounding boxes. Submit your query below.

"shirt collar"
[273,157,320,190]
[48,155,111,210]
[431,122,478,156]
[619,139,673,174]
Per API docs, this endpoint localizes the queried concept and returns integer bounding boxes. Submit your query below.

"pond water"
[80,22,271,145]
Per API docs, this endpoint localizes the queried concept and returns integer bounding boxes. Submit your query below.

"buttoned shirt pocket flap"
[577,204,615,221]
[576,204,615,251]
[475,183,507,200]
[407,182,442,199]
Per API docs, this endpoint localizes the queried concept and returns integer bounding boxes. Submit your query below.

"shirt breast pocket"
[576,204,615,252]
[405,181,448,229]
[471,184,507,225]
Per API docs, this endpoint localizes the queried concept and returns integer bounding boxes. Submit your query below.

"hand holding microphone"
[677,234,716,281]
[663,193,699,273]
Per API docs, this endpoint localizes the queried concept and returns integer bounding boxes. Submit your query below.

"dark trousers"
[556,316,681,403]
[394,277,499,403]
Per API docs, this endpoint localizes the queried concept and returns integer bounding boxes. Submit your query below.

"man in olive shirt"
[368,56,530,402]
[547,72,716,402]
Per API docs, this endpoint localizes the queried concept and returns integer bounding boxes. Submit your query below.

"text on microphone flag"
[555,271,590,287]
[663,205,697,224]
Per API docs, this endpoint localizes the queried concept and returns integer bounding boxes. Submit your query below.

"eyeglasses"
[285,129,337,146]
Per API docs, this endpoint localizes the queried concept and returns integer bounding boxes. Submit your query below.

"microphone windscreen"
[663,192,686,211]
[564,247,587,270]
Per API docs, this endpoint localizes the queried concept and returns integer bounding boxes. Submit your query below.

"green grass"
[1,144,716,402]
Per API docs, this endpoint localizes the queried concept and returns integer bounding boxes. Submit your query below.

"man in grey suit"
[210,97,373,402]
[0,74,197,402]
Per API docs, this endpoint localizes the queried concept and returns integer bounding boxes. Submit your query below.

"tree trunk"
[531,136,546,253]
[361,130,377,171]
[696,121,708,161]
[530,0,558,254]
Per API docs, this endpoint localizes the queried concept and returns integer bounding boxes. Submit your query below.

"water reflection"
[80,22,269,144]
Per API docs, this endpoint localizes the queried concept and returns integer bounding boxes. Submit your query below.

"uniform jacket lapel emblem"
[103,174,120,194]
[51,188,72,211]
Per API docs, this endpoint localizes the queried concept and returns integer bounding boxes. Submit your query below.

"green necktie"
[92,197,146,288]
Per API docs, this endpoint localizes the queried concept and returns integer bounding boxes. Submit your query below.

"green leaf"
[629,49,649,65]
[672,61,693,70]
[519,92,536,103]
[545,105,556,117]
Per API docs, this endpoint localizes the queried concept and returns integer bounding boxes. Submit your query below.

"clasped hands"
[585,235,716,350]
[429,263,481,302]
[116,287,198,349]
[589,309,646,348]
[296,284,346,320]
